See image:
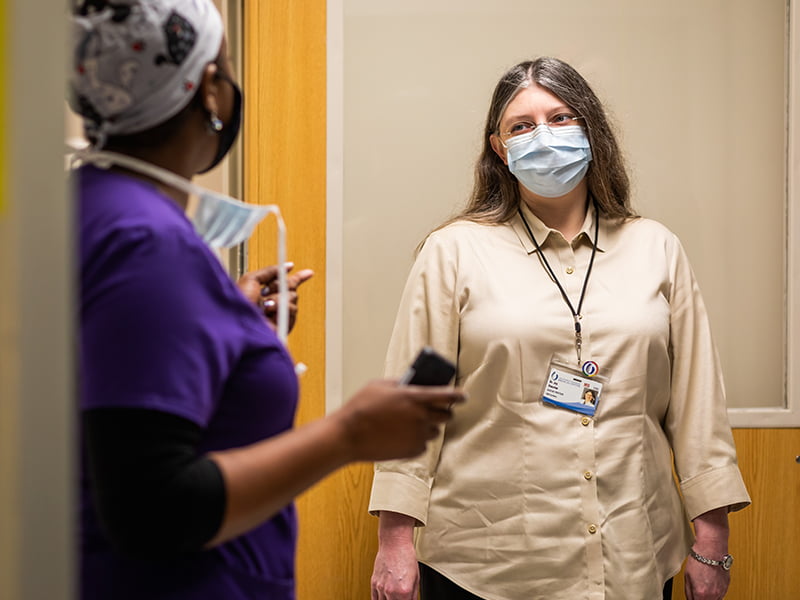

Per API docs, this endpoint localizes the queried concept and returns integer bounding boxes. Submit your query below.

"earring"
[209,112,224,132]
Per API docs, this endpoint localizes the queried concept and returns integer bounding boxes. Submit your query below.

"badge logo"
[581,361,599,377]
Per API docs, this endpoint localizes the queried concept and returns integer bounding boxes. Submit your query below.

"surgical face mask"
[71,149,291,342]
[506,125,592,198]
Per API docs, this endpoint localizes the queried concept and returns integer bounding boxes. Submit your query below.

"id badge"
[541,357,609,417]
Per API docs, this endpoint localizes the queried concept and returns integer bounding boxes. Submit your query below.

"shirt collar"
[510,200,606,255]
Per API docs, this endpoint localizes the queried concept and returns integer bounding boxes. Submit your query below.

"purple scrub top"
[77,165,299,599]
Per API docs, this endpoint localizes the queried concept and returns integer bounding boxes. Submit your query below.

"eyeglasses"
[497,114,585,146]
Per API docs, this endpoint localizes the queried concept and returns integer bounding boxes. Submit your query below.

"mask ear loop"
[271,212,308,375]
[261,206,289,344]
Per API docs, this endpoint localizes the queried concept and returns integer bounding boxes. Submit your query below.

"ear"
[489,133,509,166]
[198,62,221,116]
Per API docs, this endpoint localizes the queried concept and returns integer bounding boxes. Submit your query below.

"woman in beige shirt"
[368,57,750,600]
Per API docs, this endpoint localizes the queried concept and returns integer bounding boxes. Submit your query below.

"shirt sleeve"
[662,233,751,519]
[369,230,461,524]
[83,407,226,558]
[80,224,239,427]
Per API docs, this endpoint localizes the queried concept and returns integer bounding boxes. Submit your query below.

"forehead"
[500,83,569,122]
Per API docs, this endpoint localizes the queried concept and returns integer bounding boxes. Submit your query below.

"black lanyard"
[517,202,599,366]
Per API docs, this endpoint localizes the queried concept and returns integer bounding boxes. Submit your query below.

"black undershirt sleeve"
[82,407,226,560]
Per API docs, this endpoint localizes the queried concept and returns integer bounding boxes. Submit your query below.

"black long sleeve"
[83,407,226,559]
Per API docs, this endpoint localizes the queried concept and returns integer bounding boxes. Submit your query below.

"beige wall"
[337,0,790,416]
[0,1,74,599]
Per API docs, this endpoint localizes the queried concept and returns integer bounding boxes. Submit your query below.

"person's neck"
[521,185,589,242]
[103,143,198,210]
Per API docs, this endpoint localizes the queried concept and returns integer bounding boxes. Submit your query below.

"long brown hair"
[440,57,635,231]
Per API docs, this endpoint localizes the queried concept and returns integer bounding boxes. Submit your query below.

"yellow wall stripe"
[0,0,6,217]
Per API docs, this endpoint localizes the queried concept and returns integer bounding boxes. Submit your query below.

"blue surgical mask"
[506,125,592,198]
[71,149,291,342]
[190,188,269,250]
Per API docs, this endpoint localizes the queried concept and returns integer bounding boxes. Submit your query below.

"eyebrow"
[503,105,574,123]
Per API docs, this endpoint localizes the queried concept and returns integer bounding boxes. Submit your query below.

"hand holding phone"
[399,347,456,386]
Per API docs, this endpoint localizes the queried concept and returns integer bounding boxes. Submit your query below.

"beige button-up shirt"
[369,203,750,600]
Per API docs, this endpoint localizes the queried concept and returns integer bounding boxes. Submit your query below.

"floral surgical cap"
[69,0,223,144]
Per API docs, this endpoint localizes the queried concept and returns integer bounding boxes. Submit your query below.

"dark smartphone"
[399,347,457,386]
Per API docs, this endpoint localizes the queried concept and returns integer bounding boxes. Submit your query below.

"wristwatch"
[689,549,733,571]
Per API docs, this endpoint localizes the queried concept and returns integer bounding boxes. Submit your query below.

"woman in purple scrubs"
[70,2,463,598]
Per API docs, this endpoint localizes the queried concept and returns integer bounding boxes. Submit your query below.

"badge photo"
[541,357,609,417]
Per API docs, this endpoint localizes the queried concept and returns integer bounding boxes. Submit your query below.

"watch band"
[689,549,734,571]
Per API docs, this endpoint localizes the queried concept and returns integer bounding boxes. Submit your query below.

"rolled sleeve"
[680,464,751,520]
[368,471,434,524]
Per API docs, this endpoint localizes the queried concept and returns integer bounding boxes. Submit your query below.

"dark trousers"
[419,562,674,599]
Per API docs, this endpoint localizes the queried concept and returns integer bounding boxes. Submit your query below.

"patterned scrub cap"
[69,0,223,144]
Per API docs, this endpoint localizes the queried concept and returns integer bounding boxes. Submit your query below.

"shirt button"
[583,471,593,480]
[565,266,575,274]
[588,524,598,534]
[581,416,591,426]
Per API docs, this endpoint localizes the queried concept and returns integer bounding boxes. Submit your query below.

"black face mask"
[199,73,243,174]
